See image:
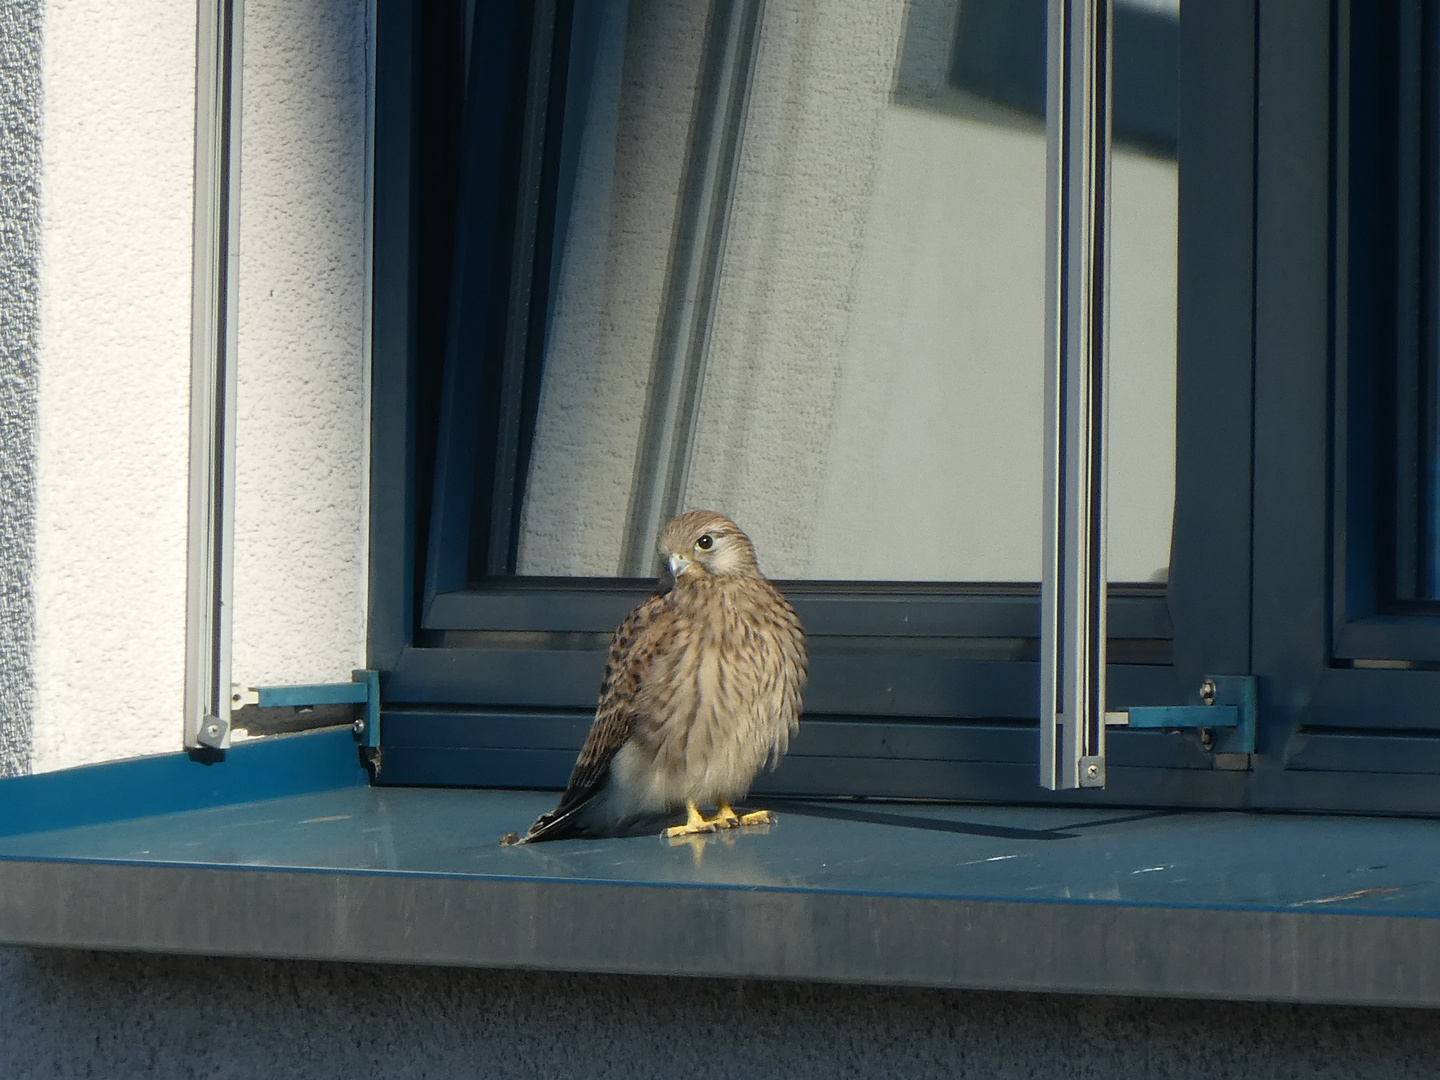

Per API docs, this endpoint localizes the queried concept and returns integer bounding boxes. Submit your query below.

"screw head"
[1199,678,1218,706]
[1085,762,1100,779]
[352,718,367,737]
[205,723,220,738]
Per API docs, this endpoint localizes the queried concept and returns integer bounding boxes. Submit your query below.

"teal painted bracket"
[1125,675,1257,755]
[244,669,381,750]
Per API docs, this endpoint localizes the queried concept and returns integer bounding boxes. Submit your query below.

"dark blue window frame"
[1249,0,1440,794]
[366,0,1440,814]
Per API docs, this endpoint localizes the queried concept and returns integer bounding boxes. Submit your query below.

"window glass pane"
[1107,1,1180,586]
[515,0,1177,584]
[1350,0,1440,605]
[1407,3,1440,600]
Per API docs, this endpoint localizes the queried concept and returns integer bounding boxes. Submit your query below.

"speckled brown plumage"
[502,511,807,844]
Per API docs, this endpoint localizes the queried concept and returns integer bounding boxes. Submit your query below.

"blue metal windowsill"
[1,727,1439,1005]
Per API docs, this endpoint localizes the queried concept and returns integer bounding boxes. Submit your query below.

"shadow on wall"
[896,0,1179,158]
[0,0,43,779]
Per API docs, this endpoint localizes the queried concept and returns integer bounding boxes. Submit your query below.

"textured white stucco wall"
[229,0,369,690]
[31,0,198,772]
[27,0,369,772]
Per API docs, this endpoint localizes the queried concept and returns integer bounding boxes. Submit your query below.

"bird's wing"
[514,593,672,842]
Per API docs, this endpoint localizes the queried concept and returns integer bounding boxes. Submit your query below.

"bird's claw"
[662,802,775,839]
[717,802,773,828]
[664,819,720,838]
[665,802,719,838]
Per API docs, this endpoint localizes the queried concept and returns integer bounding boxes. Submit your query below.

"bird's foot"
[663,802,775,839]
[712,803,774,828]
[663,820,720,838]
[663,801,722,838]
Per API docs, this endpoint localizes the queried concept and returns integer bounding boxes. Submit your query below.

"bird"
[500,510,807,844]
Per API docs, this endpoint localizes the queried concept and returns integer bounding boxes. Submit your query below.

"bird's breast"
[627,585,802,808]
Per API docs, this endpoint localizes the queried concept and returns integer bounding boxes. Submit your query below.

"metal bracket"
[230,669,381,749]
[1108,675,1257,755]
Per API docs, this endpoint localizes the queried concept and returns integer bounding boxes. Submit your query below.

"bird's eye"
[695,534,714,551]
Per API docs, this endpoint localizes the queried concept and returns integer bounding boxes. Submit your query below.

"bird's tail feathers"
[499,789,599,845]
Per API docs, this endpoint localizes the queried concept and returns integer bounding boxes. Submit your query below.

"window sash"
[1250,0,1440,745]
[1332,0,1440,664]
[370,0,1213,786]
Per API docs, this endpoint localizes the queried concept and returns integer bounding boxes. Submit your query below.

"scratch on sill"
[958,854,1022,868]
[1292,886,1401,907]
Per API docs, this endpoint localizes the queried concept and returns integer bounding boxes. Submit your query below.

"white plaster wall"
[229,0,369,690]
[29,0,370,771]
[31,0,198,771]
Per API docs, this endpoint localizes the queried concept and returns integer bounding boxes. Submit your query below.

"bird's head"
[657,510,758,586]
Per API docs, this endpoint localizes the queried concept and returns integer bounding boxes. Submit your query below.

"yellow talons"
[664,801,720,838]
[662,801,776,839]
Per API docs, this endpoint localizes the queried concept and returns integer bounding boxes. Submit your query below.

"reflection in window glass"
[515,0,1178,584]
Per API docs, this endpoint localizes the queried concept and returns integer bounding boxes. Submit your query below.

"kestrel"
[501,511,807,844]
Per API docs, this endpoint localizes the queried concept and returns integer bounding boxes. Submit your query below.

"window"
[371,0,1193,801]
[368,0,1440,813]
[1247,0,1440,803]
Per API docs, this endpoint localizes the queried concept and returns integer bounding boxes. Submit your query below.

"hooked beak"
[667,552,690,577]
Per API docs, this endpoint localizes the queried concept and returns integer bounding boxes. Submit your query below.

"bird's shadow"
[761,800,1178,841]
